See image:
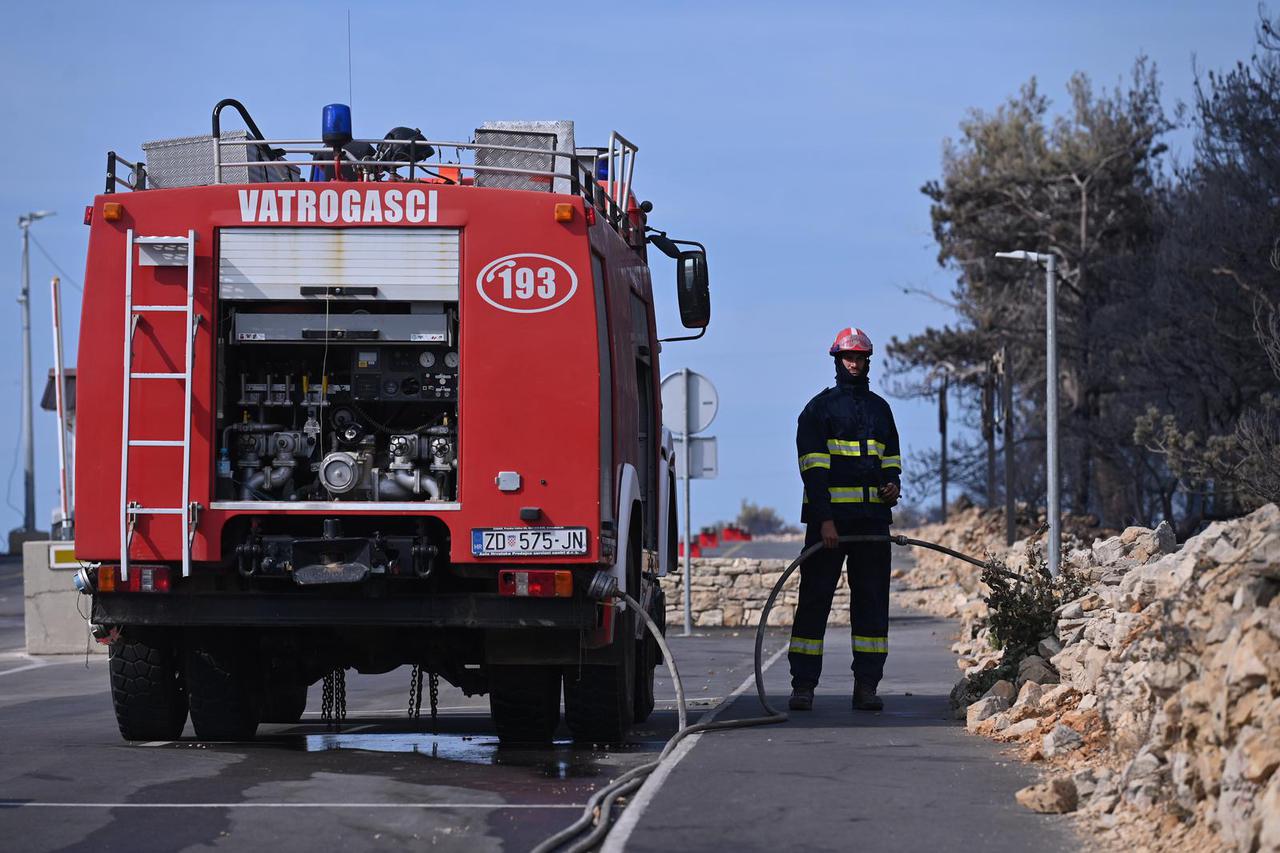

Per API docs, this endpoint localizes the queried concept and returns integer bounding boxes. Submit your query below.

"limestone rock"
[1015,681,1045,708]
[1122,747,1167,810]
[1258,772,1280,853]
[966,695,1010,730]
[1001,718,1040,739]
[1093,536,1126,566]
[1037,636,1063,659]
[1043,723,1084,757]
[1015,776,1079,813]
[1016,655,1060,687]
[982,679,1017,704]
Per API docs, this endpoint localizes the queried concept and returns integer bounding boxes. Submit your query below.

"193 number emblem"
[476,253,578,314]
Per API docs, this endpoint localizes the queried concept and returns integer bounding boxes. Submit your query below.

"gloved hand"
[881,482,900,506]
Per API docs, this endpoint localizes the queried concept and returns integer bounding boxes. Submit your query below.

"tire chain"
[321,668,347,727]
[408,664,422,719]
[407,666,440,734]
[429,672,439,733]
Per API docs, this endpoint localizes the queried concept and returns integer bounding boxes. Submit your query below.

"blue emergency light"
[595,157,610,181]
[322,103,353,148]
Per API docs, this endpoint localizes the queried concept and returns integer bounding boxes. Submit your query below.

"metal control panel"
[351,346,459,402]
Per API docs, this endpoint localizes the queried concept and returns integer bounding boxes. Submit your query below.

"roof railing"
[105,108,647,248]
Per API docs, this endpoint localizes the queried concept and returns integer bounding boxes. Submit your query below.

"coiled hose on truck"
[533,533,1002,853]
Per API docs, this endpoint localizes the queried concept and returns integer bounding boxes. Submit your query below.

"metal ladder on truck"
[120,229,200,580]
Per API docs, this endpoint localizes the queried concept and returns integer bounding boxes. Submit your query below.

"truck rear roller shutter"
[218,228,459,301]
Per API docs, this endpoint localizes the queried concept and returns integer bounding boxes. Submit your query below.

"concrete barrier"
[23,540,104,655]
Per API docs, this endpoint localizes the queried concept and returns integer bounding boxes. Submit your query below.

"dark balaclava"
[834,354,871,387]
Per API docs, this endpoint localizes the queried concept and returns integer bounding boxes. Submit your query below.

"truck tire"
[108,628,188,741]
[488,664,561,744]
[261,681,309,724]
[186,632,261,740]
[564,655,634,744]
[566,531,638,743]
[633,583,665,723]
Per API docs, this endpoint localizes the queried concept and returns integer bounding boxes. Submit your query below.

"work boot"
[852,682,884,711]
[788,686,815,711]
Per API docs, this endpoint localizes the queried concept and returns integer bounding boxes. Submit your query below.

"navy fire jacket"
[796,375,902,525]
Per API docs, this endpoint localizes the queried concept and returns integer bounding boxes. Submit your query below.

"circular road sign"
[661,370,718,435]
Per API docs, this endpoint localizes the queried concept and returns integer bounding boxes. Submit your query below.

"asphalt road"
[0,557,779,852]
[0,551,1076,852]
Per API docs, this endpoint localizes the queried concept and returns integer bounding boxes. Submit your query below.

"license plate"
[471,527,589,557]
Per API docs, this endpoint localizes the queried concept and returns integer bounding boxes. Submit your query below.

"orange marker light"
[102,202,124,222]
[554,203,575,222]
[97,565,119,592]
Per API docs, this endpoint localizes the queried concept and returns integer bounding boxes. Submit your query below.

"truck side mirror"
[676,250,710,329]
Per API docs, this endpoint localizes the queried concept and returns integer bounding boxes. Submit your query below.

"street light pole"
[17,211,54,536]
[994,250,1060,576]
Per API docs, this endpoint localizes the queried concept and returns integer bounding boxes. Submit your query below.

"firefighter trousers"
[788,519,891,690]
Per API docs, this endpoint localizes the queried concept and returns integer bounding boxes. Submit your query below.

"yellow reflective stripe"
[799,452,831,472]
[867,439,886,457]
[880,455,902,470]
[827,439,862,456]
[789,636,825,655]
[829,486,864,503]
[853,635,888,654]
[867,487,882,504]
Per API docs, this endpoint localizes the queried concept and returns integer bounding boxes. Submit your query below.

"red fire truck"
[76,100,711,744]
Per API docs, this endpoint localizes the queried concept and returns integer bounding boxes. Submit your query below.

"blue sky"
[0,1,1262,535]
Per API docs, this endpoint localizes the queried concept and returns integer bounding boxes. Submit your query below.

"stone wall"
[661,557,856,628]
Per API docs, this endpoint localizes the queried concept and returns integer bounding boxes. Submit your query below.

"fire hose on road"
[534,533,1003,853]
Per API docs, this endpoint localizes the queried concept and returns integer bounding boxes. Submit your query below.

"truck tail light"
[132,566,172,593]
[498,569,573,598]
[97,565,171,593]
[554,203,575,222]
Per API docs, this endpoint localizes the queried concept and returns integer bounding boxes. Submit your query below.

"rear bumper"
[91,592,598,629]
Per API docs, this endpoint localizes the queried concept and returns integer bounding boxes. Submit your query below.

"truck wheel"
[566,527,640,743]
[564,655,634,744]
[186,632,261,740]
[109,628,188,741]
[261,681,309,724]
[633,584,665,724]
[488,664,561,744]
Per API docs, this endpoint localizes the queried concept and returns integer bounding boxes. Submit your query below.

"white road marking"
[0,802,583,810]
[601,641,789,852]
[0,660,49,678]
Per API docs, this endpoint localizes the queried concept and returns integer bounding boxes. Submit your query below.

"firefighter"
[788,327,902,712]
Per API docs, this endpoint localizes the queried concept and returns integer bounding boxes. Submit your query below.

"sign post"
[661,369,718,635]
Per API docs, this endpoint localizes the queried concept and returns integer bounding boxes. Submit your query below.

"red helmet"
[829,327,873,356]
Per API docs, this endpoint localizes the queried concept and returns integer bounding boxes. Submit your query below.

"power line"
[28,234,82,293]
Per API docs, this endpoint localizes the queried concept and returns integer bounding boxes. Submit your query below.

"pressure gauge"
[444,351,460,369]
[418,351,436,369]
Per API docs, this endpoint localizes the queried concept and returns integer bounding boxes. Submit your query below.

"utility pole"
[994,251,1060,576]
[999,346,1016,547]
[938,372,948,524]
[682,369,693,635]
[16,211,54,538]
[982,366,996,509]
